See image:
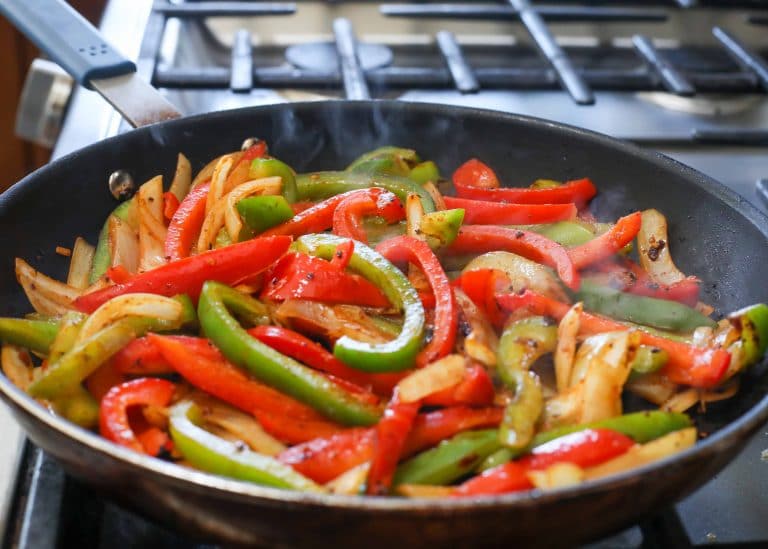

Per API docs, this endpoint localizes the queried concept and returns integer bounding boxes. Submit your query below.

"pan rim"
[1,99,768,513]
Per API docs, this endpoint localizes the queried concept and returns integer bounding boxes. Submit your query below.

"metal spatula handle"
[0,0,135,89]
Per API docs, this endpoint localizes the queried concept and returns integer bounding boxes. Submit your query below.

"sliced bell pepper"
[444,197,576,225]
[164,182,211,262]
[453,428,635,497]
[249,157,298,203]
[0,318,59,355]
[75,235,291,313]
[329,239,354,270]
[568,212,642,270]
[454,176,597,209]
[448,225,579,290]
[394,429,500,487]
[162,191,180,222]
[86,360,126,402]
[247,326,403,396]
[333,189,404,244]
[419,209,465,249]
[295,171,436,213]
[90,198,135,284]
[577,279,715,332]
[198,281,381,425]
[253,410,347,445]
[408,161,440,185]
[236,195,294,237]
[169,401,322,491]
[347,146,421,177]
[728,303,768,367]
[376,235,457,367]
[497,317,557,449]
[366,395,421,495]
[223,141,269,190]
[497,289,731,389]
[148,334,329,421]
[295,234,425,372]
[452,158,500,189]
[532,221,595,248]
[453,268,512,328]
[99,377,176,454]
[262,252,390,308]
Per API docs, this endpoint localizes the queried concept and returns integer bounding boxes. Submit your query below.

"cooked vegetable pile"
[3,143,767,498]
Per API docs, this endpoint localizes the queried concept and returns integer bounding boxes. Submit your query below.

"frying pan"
[2,1,768,547]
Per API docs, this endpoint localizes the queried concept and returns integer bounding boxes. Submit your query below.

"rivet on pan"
[108,170,136,200]
[241,137,262,151]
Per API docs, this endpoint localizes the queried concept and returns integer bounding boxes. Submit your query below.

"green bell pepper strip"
[214,227,233,249]
[479,410,692,471]
[48,312,87,363]
[296,171,436,214]
[530,179,562,189]
[628,345,669,379]
[533,221,594,248]
[27,319,140,400]
[420,209,465,249]
[0,318,60,355]
[89,198,135,284]
[170,401,322,492]
[347,146,420,175]
[729,303,768,367]
[237,195,294,238]
[294,234,425,372]
[173,294,199,332]
[408,161,440,185]
[197,281,380,425]
[249,158,299,204]
[496,317,557,449]
[393,429,499,486]
[577,279,716,332]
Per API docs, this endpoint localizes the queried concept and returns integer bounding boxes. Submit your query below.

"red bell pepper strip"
[333,189,403,244]
[106,265,132,284]
[279,406,504,483]
[452,158,500,189]
[568,212,642,270]
[453,428,634,497]
[367,395,421,495]
[75,235,291,313]
[422,364,495,407]
[86,361,126,402]
[162,191,180,222]
[448,225,580,290]
[148,334,326,420]
[262,252,390,308]
[591,258,700,306]
[253,410,348,445]
[376,236,458,367]
[262,188,403,239]
[453,268,512,329]
[135,424,173,458]
[111,337,175,375]
[164,182,211,262]
[444,197,577,225]
[247,326,404,396]
[99,378,176,454]
[454,175,598,209]
[497,290,730,388]
[329,239,354,270]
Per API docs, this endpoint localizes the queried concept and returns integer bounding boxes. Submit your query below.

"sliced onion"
[422,181,446,211]
[273,300,393,344]
[555,302,582,392]
[223,177,282,241]
[67,237,95,290]
[625,372,677,405]
[193,151,241,189]
[16,258,82,315]
[637,209,686,286]
[396,484,455,498]
[527,462,585,490]
[205,155,235,213]
[137,175,167,272]
[1,344,38,390]
[463,251,570,302]
[405,192,424,239]
[77,293,182,343]
[169,153,192,201]
[397,354,467,403]
[108,216,139,274]
[326,462,370,495]
[454,288,498,367]
[585,427,696,481]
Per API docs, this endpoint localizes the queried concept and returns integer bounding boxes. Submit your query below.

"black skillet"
[1,1,768,547]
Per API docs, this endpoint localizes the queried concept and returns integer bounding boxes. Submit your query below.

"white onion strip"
[397,354,467,403]
[76,293,182,343]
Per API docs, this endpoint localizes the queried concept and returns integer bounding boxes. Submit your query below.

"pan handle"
[0,0,136,90]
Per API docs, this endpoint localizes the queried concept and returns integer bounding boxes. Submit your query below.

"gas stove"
[3,1,768,547]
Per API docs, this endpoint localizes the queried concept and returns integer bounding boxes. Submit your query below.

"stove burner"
[285,42,393,72]
[635,92,762,116]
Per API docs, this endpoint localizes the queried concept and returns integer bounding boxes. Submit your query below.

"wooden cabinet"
[0,0,105,193]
